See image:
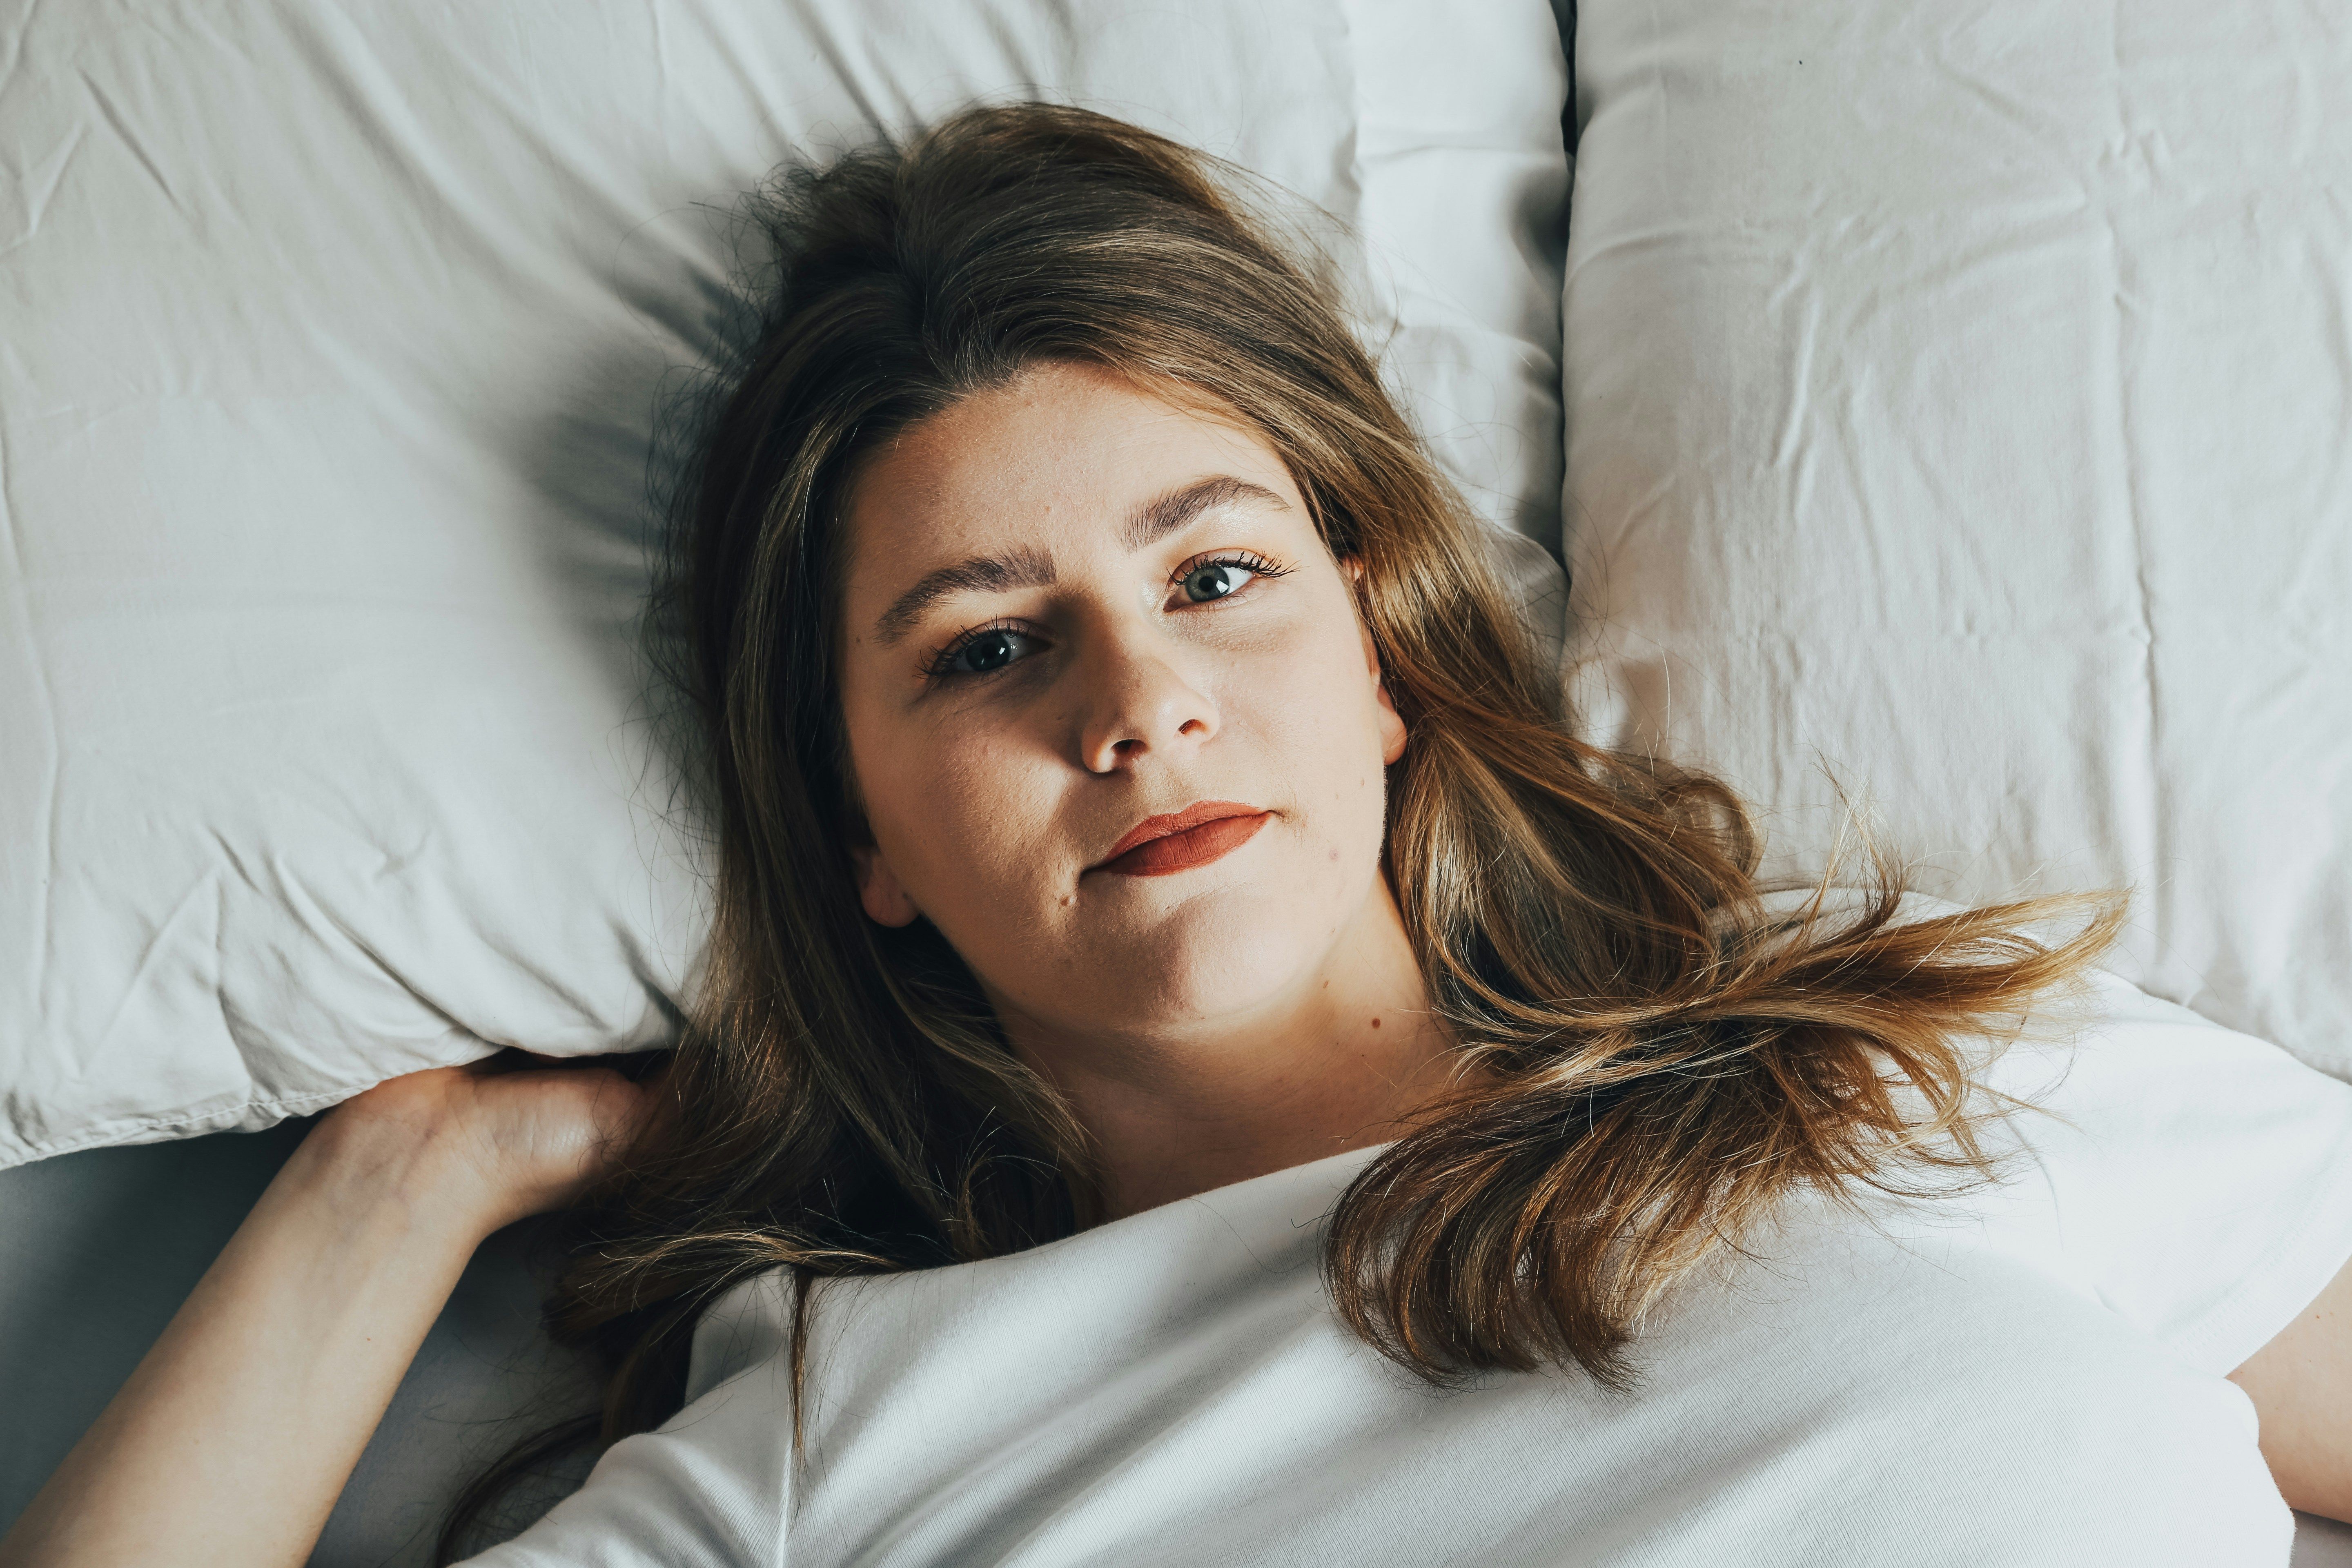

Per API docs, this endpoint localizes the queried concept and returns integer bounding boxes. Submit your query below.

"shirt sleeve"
[1982,966,2352,1376]
[453,1306,795,1568]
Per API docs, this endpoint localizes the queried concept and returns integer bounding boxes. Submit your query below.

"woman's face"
[835,360,1407,1045]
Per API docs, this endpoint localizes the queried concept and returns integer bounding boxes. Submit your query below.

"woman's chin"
[1058,882,1354,1031]
[949,830,1381,1038]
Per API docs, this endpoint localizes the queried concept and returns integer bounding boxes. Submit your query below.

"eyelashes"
[921,549,1292,684]
[1174,549,1287,605]
[924,618,1039,681]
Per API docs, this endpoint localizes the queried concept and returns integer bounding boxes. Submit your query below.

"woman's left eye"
[1174,555,1282,605]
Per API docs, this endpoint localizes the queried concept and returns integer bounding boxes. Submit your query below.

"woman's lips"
[1093,801,1271,878]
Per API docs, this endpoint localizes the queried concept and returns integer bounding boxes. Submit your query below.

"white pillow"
[1561,1,2352,1078]
[0,1,1571,1166]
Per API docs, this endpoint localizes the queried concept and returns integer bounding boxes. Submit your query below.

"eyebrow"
[1121,474,1290,552]
[869,474,1290,645]
[872,545,1056,645]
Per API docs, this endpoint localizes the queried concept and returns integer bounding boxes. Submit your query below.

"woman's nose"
[1074,626,1218,774]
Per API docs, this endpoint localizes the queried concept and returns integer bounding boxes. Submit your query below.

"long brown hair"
[439,101,2119,1559]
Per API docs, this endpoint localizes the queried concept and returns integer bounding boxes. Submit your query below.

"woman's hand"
[0,1050,668,1568]
[321,1050,666,1237]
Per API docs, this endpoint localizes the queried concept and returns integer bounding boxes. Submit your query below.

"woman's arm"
[2230,1254,2352,1522]
[0,1057,654,1568]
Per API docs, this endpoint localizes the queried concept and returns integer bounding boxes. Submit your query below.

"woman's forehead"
[840,364,1307,590]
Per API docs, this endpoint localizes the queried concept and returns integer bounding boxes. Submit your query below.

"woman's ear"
[851,844,922,927]
[1341,555,1408,766]
[1373,675,1407,765]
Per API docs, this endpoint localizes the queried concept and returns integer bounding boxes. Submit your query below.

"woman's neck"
[989,875,1460,1221]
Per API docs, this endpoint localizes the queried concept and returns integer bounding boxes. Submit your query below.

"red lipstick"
[1093,800,1270,878]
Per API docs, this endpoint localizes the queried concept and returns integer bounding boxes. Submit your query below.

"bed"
[3,0,2348,1559]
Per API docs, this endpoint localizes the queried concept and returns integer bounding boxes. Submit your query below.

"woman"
[6,103,2350,1566]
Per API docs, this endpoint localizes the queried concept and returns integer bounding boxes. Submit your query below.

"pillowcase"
[1561,0,2352,1078]
[0,0,1572,1166]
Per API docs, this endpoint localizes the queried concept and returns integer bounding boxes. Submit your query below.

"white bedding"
[1561,0,2352,1081]
[0,0,1572,1166]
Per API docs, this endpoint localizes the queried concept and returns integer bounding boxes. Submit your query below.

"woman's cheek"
[1252,610,1387,758]
[1232,644,1388,866]
[906,725,1063,912]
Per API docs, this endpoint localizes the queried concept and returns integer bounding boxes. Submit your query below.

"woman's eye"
[1178,560,1256,604]
[944,626,1041,676]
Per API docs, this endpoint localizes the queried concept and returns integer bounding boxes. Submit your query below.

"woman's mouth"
[1091,800,1271,878]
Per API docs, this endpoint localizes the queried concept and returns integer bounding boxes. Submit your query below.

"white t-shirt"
[462,968,2352,1566]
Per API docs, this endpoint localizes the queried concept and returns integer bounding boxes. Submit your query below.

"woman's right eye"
[939,625,1043,677]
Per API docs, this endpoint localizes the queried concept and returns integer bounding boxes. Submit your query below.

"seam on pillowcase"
[2164,1117,2352,1377]
[3,1083,375,1169]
